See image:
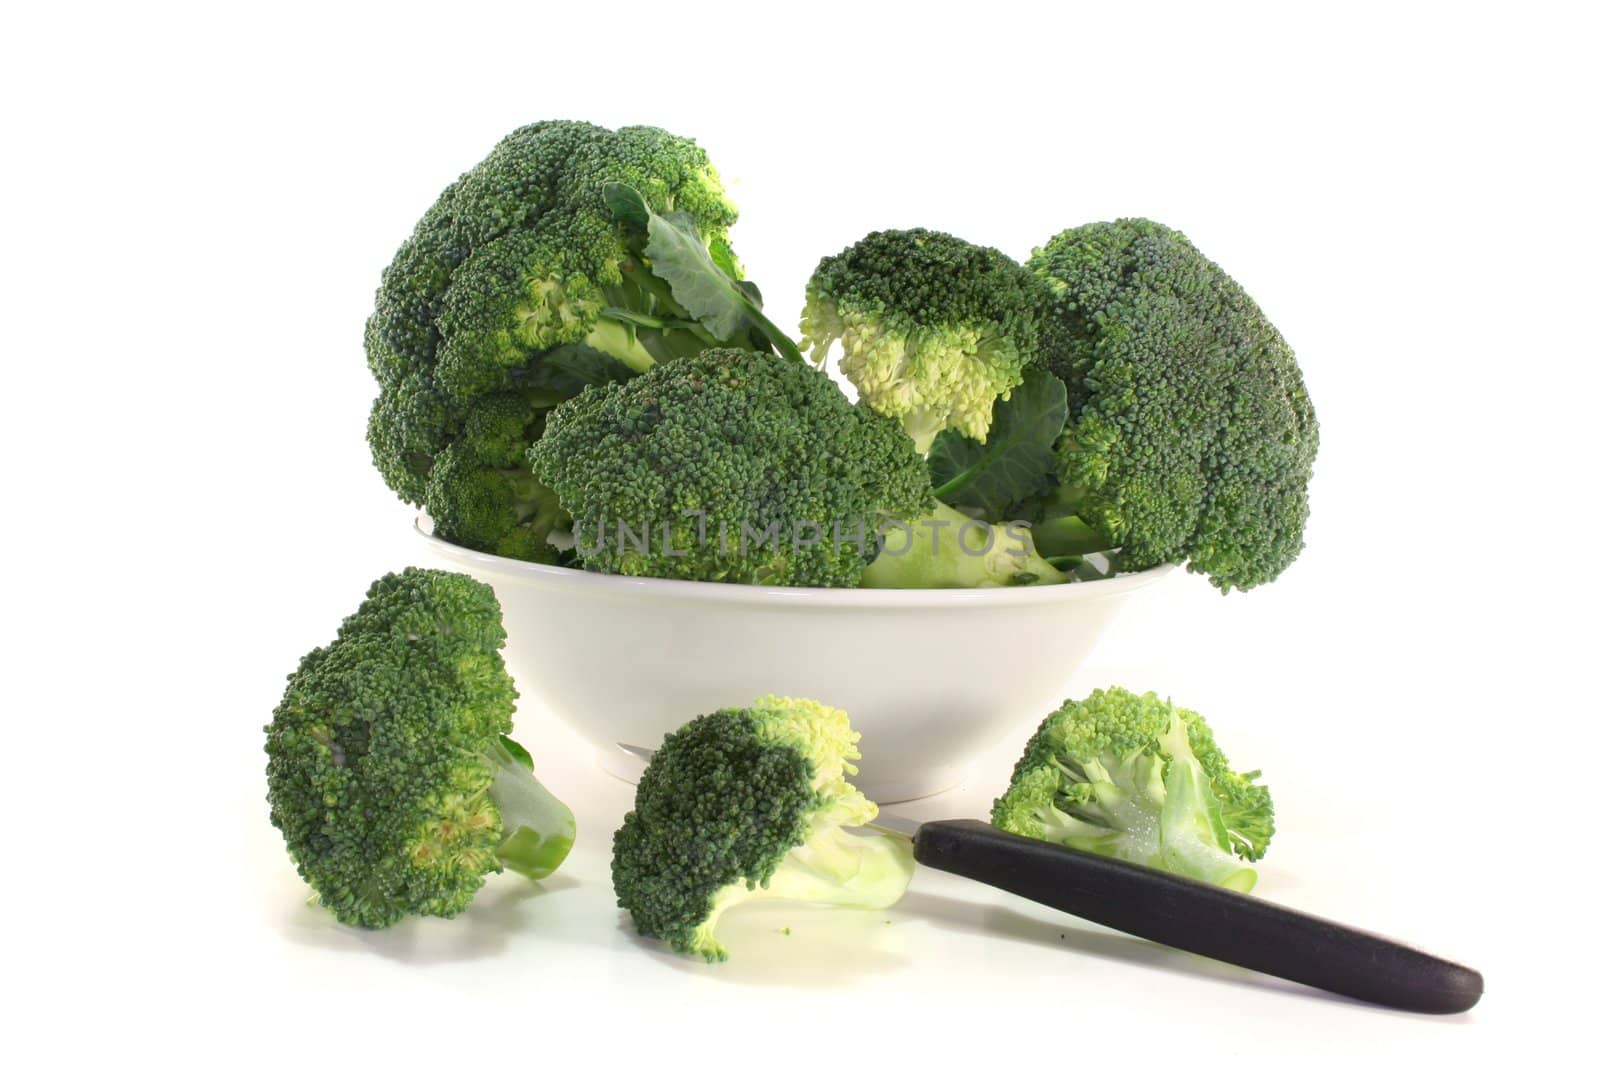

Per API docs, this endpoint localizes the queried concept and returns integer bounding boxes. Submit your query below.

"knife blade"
[615,741,1482,1013]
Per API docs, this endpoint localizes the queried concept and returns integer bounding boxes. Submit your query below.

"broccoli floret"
[264,568,575,928]
[528,347,933,587]
[801,229,1051,451]
[421,393,571,561]
[366,121,790,562]
[991,687,1273,891]
[1025,219,1319,591]
[612,696,914,961]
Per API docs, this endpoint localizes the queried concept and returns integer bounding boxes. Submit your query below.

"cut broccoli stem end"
[768,825,916,909]
[486,738,575,881]
[682,827,914,962]
[1167,841,1259,893]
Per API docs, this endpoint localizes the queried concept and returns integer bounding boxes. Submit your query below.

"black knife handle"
[913,819,1482,1014]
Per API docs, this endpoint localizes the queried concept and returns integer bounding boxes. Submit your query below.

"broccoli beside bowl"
[416,519,1173,801]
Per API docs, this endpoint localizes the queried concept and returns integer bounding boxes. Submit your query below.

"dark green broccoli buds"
[612,696,914,960]
[366,121,783,561]
[1028,219,1319,591]
[265,568,575,928]
[529,348,933,587]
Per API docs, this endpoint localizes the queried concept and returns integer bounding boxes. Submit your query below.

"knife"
[616,742,1482,1013]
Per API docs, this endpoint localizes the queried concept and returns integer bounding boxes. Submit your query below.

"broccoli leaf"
[602,181,652,230]
[499,735,536,771]
[603,183,803,362]
[707,234,741,280]
[928,368,1067,520]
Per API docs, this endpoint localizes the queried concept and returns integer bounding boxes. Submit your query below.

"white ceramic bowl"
[417,522,1172,801]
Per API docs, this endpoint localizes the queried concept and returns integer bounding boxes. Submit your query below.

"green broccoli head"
[1028,219,1319,591]
[991,687,1273,891]
[264,568,575,928]
[801,228,1051,451]
[528,347,934,587]
[366,121,776,562]
[612,696,914,961]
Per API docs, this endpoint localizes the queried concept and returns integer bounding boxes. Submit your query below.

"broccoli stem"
[863,499,1065,588]
[768,825,916,908]
[1031,716,1258,891]
[493,467,560,526]
[600,269,752,366]
[682,828,913,962]
[631,270,803,365]
[1159,750,1258,892]
[1161,833,1259,892]
[487,738,576,880]
[599,306,721,347]
[931,467,978,499]
[717,829,912,927]
[582,317,660,374]
[744,304,805,364]
[1031,515,1114,557]
[900,410,945,455]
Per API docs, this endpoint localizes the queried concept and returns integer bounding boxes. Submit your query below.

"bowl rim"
[415,518,1176,607]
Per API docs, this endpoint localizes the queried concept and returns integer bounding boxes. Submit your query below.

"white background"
[4,1,1591,1060]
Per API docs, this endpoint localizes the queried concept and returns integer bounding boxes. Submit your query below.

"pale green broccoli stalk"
[991,687,1273,891]
[264,569,575,928]
[366,121,792,562]
[861,499,1065,588]
[801,228,1051,451]
[486,736,579,881]
[612,696,915,961]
